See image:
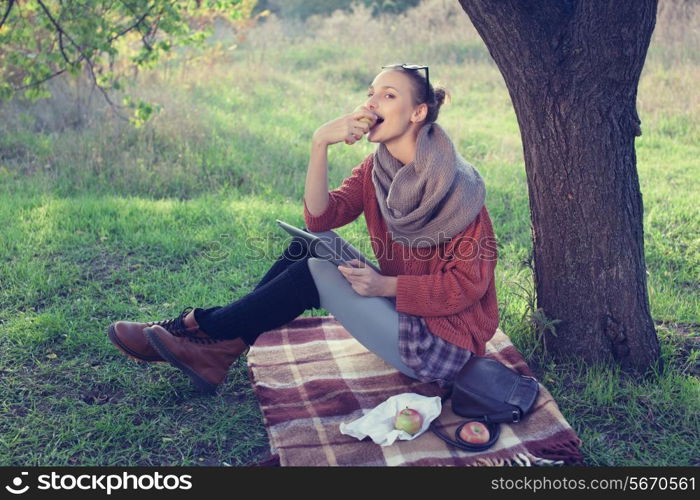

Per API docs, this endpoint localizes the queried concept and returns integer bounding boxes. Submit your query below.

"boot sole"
[144,327,218,394]
[107,324,164,363]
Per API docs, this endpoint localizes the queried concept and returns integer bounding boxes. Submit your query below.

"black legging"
[192,236,321,345]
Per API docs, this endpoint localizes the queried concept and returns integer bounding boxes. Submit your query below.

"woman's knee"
[283,228,340,262]
[283,235,312,261]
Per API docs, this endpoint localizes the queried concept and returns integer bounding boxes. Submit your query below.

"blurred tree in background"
[0,0,261,125]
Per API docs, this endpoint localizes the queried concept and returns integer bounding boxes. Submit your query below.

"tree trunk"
[457,0,661,372]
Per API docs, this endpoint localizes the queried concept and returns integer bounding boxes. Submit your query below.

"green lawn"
[0,3,698,466]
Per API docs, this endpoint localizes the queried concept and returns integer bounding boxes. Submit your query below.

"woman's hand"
[313,109,378,146]
[338,259,397,297]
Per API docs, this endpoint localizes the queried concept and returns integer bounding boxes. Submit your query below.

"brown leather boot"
[107,307,200,362]
[145,309,249,394]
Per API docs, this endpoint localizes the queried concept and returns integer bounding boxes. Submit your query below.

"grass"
[0,0,698,466]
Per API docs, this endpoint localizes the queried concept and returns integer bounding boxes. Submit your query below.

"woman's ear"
[411,103,428,124]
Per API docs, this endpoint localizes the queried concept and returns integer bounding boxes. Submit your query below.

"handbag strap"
[429,418,501,452]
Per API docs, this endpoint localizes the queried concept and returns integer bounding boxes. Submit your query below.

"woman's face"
[363,69,426,145]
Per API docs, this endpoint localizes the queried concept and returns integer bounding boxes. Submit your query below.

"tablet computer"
[275,219,381,273]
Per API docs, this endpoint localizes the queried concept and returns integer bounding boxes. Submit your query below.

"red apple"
[394,407,423,435]
[459,421,490,444]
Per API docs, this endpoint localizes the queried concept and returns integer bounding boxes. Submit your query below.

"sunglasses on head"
[381,63,431,103]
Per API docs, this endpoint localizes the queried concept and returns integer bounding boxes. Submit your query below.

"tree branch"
[82,55,129,121]
[16,68,68,90]
[36,0,85,62]
[0,0,14,30]
[109,1,157,44]
[58,29,81,66]
[33,0,131,120]
[14,0,172,122]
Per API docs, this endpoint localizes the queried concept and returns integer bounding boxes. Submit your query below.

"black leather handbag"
[429,355,540,452]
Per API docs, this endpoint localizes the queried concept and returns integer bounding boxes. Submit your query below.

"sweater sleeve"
[303,155,370,232]
[394,210,498,317]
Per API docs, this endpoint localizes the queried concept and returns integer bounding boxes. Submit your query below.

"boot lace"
[146,307,220,344]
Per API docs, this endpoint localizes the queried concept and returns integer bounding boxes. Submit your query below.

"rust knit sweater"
[303,153,499,356]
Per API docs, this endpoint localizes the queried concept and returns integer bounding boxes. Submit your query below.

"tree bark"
[457,0,661,372]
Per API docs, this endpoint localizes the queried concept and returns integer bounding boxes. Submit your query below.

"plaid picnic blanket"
[246,316,583,466]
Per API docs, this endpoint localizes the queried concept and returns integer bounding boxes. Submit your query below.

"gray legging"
[304,229,419,379]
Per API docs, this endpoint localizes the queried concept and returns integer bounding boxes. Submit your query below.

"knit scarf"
[371,122,486,248]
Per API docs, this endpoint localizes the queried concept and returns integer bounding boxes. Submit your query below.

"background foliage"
[0,0,259,124]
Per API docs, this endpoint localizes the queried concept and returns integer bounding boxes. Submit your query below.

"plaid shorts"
[397,312,473,389]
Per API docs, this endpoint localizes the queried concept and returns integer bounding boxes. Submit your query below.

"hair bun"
[433,85,451,109]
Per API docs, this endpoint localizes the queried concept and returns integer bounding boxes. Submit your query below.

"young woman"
[107,64,499,394]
